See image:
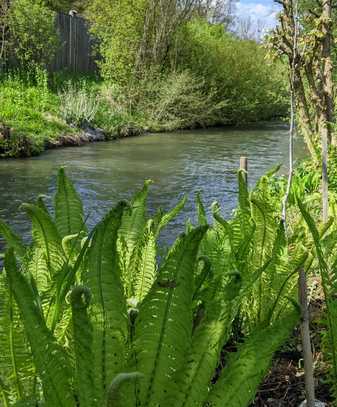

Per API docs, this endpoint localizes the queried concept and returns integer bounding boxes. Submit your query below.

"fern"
[0,220,26,259]
[4,249,74,406]
[206,310,299,407]
[132,226,208,406]
[23,203,66,276]
[298,199,337,397]
[55,167,87,238]
[70,286,96,407]
[155,196,187,237]
[0,272,35,404]
[132,220,157,303]
[84,201,129,405]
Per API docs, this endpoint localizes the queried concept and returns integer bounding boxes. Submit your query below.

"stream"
[0,123,306,248]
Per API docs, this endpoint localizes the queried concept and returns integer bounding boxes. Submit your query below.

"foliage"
[0,168,305,406]
[59,82,99,128]
[175,19,288,124]
[0,71,73,157]
[87,0,147,84]
[8,0,58,69]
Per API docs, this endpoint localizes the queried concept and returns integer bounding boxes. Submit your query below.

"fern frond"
[0,220,26,259]
[155,196,187,237]
[119,180,151,253]
[55,168,87,238]
[70,286,96,407]
[107,373,143,407]
[0,272,35,404]
[133,220,157,303]
[206,310,299,407]
[4,249,74,406]
[298,200,337,394]
[22,204,66,276]
[133,226,208,406]
[179,276,240,407]
[196,192,208,226]
[84,202,129,404]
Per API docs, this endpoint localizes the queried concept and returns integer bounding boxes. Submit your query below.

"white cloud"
[234,1,280,33]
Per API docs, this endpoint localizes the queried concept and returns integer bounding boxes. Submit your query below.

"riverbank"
[0,69,288,158]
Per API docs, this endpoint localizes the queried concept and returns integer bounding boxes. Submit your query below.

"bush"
[87,0,147,84]
[175,19,288,123]
[8,0,58,69]
[136,71,226,130]
[59,82,99,127]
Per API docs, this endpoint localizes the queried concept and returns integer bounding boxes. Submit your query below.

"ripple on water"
[0,125,306,248]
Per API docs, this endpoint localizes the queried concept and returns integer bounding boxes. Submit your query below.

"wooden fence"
[51,12,97,74]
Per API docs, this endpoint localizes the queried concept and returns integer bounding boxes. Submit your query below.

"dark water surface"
[0,124,306,248]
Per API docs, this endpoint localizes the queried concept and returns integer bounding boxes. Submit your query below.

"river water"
[0,124,306,248]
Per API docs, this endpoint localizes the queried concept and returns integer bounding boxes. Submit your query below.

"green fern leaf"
[133,226,208,406]
[84,202,129,404]
[206,310,299,407]
[4,249,74,407]
[55,168,87,238]
[196,192,208,226]
[155,196,187,237]
[0,220,26,259]
[133,220,157,303]
[70,286,96,407]
[22,204,66,275]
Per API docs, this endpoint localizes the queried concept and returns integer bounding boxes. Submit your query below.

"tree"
[270,0,335,163]
[234,16,267,42]
[0,0,10,68]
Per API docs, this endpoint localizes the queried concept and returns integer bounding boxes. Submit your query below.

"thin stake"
[240,156,248,185]
[281,0,298,227]
[299,268,316,407]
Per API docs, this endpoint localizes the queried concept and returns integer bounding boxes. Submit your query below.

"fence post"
[240,156,248,185]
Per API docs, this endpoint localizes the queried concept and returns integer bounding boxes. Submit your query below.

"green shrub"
[87,0,147,84]
[175,19,288,123]
[59,82,99,127]
[136,71,226,131]
[9,0,58,69]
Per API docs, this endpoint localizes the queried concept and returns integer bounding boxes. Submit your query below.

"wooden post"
[240,156,248,185]
[299,268,316,407]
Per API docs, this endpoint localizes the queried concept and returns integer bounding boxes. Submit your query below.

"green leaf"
[133,226,208,406]
[84,202,129,405]
[55,168,87,238]
[4,249,74,407]
[133,220,157,303]
[70,286,96,407]
[156,195,187,237]
[0,220,26,259]
[22,203,66,276]
[196,192,208,226]
[206,310,299,407]
[107,372,143,407]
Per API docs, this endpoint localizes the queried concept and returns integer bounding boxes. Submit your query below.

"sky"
[234,0,281,32]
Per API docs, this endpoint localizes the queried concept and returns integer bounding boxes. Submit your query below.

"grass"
[0,72,145,157]
[0,73,75,156]
[0,68,287,158]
